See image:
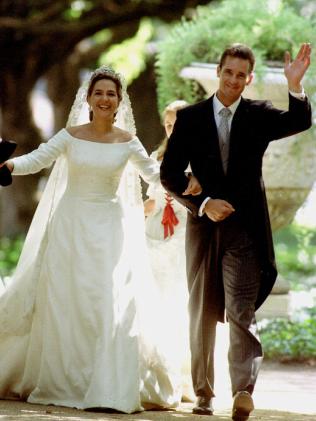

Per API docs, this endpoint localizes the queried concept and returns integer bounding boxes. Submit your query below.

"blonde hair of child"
[157,100,188,161]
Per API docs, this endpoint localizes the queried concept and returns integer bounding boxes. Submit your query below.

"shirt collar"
[213,93,241,117]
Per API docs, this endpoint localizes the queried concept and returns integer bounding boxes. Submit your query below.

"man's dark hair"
[219,43,255,73]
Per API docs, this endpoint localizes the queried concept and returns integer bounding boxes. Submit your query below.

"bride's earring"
[88,105,93,121]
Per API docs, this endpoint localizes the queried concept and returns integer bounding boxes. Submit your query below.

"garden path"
[1,358,315,420]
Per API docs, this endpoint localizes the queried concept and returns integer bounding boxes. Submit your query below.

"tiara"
[90,65,122,81]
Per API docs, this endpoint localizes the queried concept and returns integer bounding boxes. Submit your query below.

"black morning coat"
[160,94,312,322]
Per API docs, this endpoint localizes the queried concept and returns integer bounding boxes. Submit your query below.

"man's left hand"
[284,42,311,92]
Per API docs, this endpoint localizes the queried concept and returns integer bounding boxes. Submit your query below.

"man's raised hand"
[284,42,311,92]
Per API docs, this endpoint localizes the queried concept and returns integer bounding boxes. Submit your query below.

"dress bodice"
[12,129,159,201]
[65,138,131,199]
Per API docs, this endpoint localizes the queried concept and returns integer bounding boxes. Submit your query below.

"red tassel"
[161,193,179,239]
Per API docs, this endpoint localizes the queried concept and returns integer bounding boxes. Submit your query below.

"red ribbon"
[161,193,179,239]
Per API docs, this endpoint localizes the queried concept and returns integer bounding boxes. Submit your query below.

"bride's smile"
[89,79,119,120]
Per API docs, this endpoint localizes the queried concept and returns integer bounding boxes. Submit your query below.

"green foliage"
[156,0,316,112]
[100,18,154,85]
[265,223,316,361]
[63,0,94,20]
[285,0,316,18]
[273,224,316,289]
[259,308,316,361]
[0,236,24,278]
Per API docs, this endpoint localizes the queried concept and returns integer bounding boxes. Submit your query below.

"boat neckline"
[63,128,137,145]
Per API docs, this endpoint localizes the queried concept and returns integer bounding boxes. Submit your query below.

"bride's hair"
[87,66,123,121]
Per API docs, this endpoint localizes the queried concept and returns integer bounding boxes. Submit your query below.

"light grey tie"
[218,107,231,173]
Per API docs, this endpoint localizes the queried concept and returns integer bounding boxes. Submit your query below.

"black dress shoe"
[192,396,214,415]
[232,391,254,421]
[0,139,17,186]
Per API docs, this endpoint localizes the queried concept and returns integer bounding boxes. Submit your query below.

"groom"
[160,43,312,420]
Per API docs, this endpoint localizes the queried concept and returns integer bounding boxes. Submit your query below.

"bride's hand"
[144,198,155,216]
[183,174,202,196]
[0,161,14,172]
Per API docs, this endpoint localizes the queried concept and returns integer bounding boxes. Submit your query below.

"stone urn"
[180,63,316,317]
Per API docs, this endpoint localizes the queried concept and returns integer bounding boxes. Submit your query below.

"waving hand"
[284,43,311,92]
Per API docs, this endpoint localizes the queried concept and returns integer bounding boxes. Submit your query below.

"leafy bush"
[0,236,24,278]
[259,307,316,362]
[273,224,316,289]
[156,0,316,112]
[265,223,316,361]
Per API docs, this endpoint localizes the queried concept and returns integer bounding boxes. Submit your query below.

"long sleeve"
[145,151,161,200]
[256,94,312,141]
[12,130,68,175]
[128,137,160,185]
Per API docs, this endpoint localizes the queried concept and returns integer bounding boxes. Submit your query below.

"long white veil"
[0,68,144,337]
[0,68,182,407]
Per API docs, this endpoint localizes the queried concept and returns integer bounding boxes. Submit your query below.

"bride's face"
[88,79,120,121]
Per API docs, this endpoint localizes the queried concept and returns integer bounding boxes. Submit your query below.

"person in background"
[144,100,202,402]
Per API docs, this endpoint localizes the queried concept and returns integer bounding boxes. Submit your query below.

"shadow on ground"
[0,401,315,421]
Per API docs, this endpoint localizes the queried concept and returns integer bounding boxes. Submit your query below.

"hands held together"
[204,199,235,222]
[182,175,235,222]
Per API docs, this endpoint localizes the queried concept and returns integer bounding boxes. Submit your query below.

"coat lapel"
[198,95,222,159]
[227,97,249,175]
[201,96,218,138]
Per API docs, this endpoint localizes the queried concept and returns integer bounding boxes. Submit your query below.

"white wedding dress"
[0,129,181,413]
[145,151,192,399]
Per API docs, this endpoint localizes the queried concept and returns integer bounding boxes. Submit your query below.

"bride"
[0,67,197,413]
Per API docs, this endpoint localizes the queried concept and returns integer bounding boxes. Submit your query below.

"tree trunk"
[46,62,81,132]
[129,60,164,154]
[128,60,165,199]
[0,74,43,236]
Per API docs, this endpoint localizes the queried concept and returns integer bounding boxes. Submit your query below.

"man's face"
[216,56,253,106]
